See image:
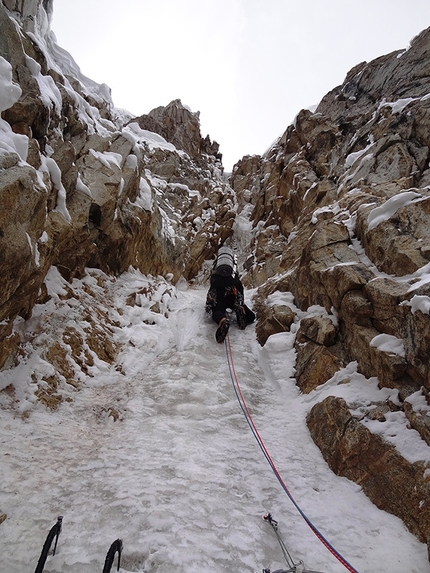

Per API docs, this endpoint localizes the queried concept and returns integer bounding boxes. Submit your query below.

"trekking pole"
[264,513,298,570]
[263,514,328,573]
[34,516,63,573]
[102,538,123,573]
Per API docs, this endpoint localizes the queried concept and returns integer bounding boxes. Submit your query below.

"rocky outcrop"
[231,28,430,394]
[134,99,222,163]
[230,26,430,556]
[0,0,234,369]
[254,302,295,345]
[307,396,430,560]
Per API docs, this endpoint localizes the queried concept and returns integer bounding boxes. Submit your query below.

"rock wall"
[307,396,430,555]
[0,0,235,369]
[230,27,430,557]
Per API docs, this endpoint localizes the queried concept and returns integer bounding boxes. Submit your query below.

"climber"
[205,246,255,343]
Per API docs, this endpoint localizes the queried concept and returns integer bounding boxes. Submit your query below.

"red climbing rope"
[224,334,360,573]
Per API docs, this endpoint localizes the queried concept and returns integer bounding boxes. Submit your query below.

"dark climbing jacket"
[205,272,244,313]
[206,247,255,327]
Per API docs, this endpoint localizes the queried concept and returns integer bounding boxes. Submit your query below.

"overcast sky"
[51,0,430,171]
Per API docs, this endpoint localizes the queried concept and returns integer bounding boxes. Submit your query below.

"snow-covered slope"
[0,270,428,572]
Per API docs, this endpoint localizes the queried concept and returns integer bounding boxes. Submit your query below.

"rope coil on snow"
[224,334,360,573]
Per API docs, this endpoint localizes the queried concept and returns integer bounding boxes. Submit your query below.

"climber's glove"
[234,290,244,309]
[205,288,217,313]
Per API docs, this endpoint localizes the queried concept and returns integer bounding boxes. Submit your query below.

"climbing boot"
[236,305,247,330]
[216,317,230,343]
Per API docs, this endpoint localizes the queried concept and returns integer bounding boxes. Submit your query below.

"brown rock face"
[134,99,221,163]
[0,2,234,368]
[294,316,346,393]
[231,28,430,394]
[307,396,430,557]
[230,25,430,557]
[255,303,295,345]
[296,316,337,346]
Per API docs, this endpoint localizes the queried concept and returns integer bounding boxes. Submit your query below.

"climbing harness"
[224,334,360,573]
[34,516,63,573]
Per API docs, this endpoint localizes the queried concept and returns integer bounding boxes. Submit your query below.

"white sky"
[51,0,430,171]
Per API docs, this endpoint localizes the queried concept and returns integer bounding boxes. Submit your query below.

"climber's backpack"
[214,246,237,277]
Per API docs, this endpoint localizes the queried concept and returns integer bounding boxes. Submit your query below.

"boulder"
[255,303,295,346]
[294,316,344,393]
[296,316,337,346]
[307,396,430,555]
[295,343,345,393]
